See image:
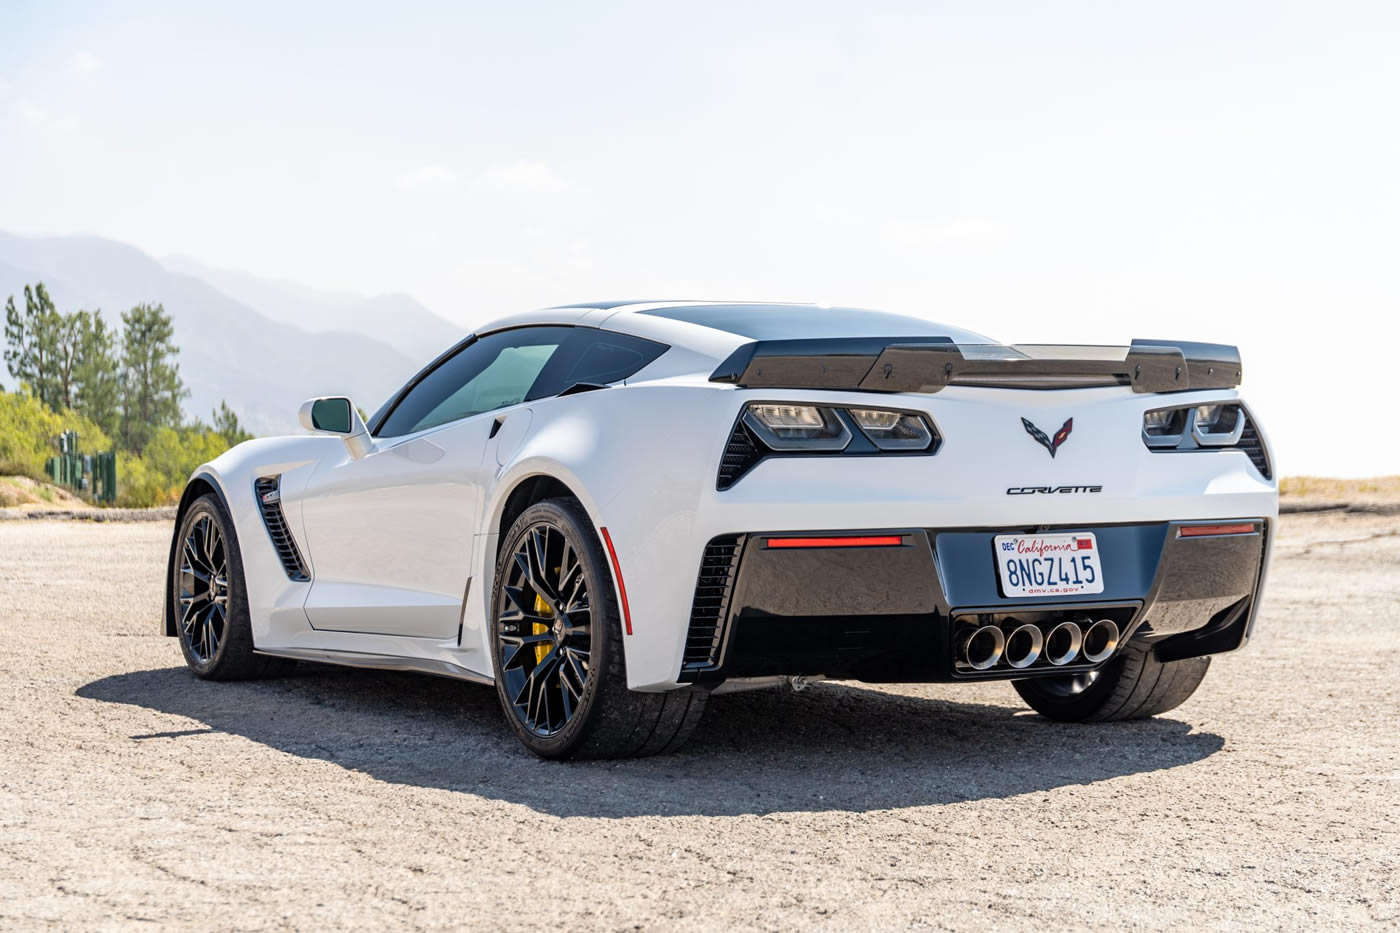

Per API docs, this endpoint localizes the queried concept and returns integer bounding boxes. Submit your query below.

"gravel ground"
[0,513,1396,931]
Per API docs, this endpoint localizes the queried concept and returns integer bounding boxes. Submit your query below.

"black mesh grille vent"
[682,535,745,670]
[1235,421,1271,480]
[255,476,310,582]
[716,420,765,490]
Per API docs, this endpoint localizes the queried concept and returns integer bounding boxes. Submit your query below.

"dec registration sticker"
[994,533,1105,598]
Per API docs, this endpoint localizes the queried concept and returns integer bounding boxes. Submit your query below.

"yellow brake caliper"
[532,593,553,664]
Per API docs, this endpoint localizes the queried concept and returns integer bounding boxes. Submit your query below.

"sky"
[1,0,1397,476]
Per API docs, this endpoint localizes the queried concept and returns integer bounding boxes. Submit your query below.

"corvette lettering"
[1006,485,1104,495]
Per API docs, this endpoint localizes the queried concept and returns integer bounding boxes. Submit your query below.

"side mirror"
[298,397,372,459]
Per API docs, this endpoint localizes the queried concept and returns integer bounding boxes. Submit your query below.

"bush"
[1,389,244,508]
[0,391,113,480]
[116,426,237,507]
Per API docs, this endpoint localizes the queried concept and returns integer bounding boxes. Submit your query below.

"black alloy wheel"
[490,497,709,760]
[171,493,294,680]
[178,512,230,664]
[496,519,594,737]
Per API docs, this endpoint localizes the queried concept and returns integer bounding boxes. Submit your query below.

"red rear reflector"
[1178,523,1257,538]
[766,535,904,549]
[599,526,633,635]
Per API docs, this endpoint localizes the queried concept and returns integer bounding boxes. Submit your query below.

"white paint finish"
[298,416,495,638]
[180,305,1279,694]
[492,408,532,466]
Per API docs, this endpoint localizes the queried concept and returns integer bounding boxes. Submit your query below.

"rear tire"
[171,493,295,680]
[1013,640,1210,722]
[490,497,707,759]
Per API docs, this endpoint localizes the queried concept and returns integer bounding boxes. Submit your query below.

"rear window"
[528,329,668,396]
[638,304,988,342]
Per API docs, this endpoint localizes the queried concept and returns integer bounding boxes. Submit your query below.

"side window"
[528,329,668,398]
[375,327,572,438]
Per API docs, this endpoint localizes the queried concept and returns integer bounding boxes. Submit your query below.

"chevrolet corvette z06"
[164,301,1275,758]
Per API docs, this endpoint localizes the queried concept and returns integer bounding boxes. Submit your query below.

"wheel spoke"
[205,518,223,569]
[561,656,584,699]
[183,537,209,575]
[559,674,574,721]
[558,541,580,594]
[179,596,201,633]
[501,633,553,670]
[208,603,225,656]
[563,569,586,613]
[500,632,554,646]
[501,585,549,621]
[514,646,559,708]
[518,649,560,730]
[566,647,589,684]
[529,528,560,601]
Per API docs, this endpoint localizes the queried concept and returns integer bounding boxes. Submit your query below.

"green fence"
[43,430,117,504]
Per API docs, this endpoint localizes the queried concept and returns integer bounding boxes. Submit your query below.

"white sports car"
[165,301,1276,758]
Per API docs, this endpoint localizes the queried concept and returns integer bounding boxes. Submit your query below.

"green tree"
[73,310,121,439]
[211,401,253,446]
[54,311,82,410]
[119,303,186,455]
[3,284,64,409]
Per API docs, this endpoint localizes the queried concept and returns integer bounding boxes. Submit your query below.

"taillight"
[848,408,936,451]
[742,404,851,451]
[717,402,941,489]
[1190,404,1245,446]
[1141,407,1190,447]
[1142,402,1270,478]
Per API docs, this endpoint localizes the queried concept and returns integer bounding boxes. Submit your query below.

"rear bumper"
[677,519,1269,685]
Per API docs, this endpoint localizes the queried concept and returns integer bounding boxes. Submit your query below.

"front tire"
[171,493,293,680]
[1013,640,1210,722]
[490,497,707,759]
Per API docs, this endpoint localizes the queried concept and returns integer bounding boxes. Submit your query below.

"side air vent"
[681,535,746,671]
[254,476,310,582]
[717,420,765,490]
[1234,420,1271,480]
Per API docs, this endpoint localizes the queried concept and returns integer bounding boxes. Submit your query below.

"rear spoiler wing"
[709,337,1241,394]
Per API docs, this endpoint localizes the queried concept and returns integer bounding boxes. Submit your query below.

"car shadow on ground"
[78,664,1224,818]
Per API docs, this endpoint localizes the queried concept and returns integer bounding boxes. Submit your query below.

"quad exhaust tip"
[1003,621,1044,669]
[960,625,1006,671]
[1081,618,1120,664]
[957,615,1122,670]
[1044,620,1084,666]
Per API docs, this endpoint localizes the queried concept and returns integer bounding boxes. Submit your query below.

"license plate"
[994,532,1105,598]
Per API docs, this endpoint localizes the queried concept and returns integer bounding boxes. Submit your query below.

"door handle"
[489,415,506,439]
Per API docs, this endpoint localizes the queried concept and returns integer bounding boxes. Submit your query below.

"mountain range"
[0,233,467,436]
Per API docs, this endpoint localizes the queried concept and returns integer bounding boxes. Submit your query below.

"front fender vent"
[681,535,746,672]
[254,476,310,582]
